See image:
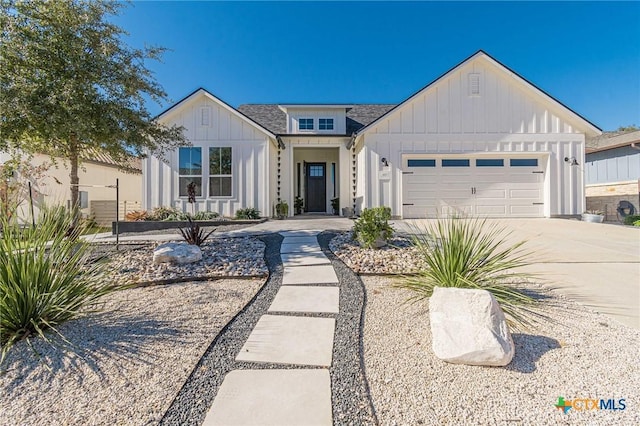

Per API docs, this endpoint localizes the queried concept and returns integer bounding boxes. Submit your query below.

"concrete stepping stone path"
[269,286,339,314]
[282,264,339,285]
[204,230,338,425]
[236,314,335,366]
[204,369,332,426]
[281,252,330,267]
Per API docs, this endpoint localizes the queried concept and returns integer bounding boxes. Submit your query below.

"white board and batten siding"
[143,91,272,217]
[357,53,592,218]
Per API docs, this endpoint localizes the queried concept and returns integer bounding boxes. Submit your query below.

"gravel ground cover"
[116,223,253,237]
[0,278,264,426]
[104,236,268,284]
[362,275,640,425]
[160,233,377,425]
[329,232,427,274]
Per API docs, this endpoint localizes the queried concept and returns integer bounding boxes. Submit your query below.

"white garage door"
[402,156,545,218]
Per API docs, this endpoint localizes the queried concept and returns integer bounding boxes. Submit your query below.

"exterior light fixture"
[564,156,579,166]
[381,157,389,167]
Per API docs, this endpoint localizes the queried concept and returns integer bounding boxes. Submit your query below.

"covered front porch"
[277,136,353,216]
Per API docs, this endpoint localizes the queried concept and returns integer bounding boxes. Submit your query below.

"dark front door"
[305,163,326,212]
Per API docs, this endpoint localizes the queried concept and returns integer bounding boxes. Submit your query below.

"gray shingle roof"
[346,105,396,134]
[237,104,396,135]
[586,130,640,152]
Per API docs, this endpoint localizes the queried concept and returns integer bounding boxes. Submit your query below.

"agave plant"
[179,218,215,246]
[396,217,543,329]
[0,205,120,362]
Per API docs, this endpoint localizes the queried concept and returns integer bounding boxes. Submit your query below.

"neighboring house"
[144,50,601,219]
[585,130,640,220]
[0,150,142,225]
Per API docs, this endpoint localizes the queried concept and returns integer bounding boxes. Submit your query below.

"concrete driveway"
[394,218,640,329]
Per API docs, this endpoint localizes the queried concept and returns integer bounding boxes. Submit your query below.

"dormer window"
[299,118,314,130]
[319,118,334,130]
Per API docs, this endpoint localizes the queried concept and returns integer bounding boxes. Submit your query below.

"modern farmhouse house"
[143,50,601,218]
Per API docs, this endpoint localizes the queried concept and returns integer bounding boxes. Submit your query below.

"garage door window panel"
[442,159,470,167]
[476,159,504,167]
[510,158,538,167]
[408,159,436,167]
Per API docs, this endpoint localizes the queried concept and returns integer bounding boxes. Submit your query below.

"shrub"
[235,207,261,220]
[623,215,640,226]
[294,196,304,214]
[146,206,189,221]
[179,218,215,246]
[396,217,541,330]
[191,211,219,221]
[125,210,148,221]
[352,207,393,248]
[0,206,119,361]
[275,200,288,218]
[331,198,339,215]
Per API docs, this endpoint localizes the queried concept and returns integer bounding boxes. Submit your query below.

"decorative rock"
[153,242,202,264]
[429,287,514,366]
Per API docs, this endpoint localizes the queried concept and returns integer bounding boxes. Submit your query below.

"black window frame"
[318,118,334,130]
[299,118,314,130]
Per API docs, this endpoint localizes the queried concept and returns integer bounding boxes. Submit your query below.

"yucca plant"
[0,205,120,362]
[396,217,542,329]
[179,218,215,246]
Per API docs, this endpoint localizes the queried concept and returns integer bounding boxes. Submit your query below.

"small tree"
[0,0,186,214]
[0,151,51,221]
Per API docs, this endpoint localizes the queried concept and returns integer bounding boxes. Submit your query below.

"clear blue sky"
[113,1,640,131]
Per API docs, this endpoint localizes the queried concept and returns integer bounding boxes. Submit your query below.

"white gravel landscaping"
[329,232,426,274]
[108,236,268,284]
[362,275,640,425]
[0,278,264,426]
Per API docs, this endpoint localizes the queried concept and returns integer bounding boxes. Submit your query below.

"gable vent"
[468,73,481,96]
[200,107,211,126]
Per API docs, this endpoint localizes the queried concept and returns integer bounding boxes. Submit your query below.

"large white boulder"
[153,242,202,264]
[429,287,514,366]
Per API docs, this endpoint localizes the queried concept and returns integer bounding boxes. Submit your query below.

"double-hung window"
[178,147,202,197]
[319,118,334,130]
[209,147,232,197]
[299,118,314,130]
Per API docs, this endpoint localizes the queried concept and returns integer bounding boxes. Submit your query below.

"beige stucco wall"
[9,153,141,222]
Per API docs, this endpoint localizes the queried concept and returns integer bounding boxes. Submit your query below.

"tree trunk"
[69,134,80,220]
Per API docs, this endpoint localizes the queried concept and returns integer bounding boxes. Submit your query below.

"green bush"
[191,211,219,221]
[235,207,261,220]
[146,206,189,221]
[275,200,288,218]
[0,206,120,361]
[352,207,393,248]
[623,215,640,226]
[396,217,541,330]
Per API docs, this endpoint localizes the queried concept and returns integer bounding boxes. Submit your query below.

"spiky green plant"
[0,205,120,362]
[396,217,542,329]
[179,218,215,246]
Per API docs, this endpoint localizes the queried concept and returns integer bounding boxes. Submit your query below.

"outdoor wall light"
[381,157,389,167]
[564,156,579,166]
